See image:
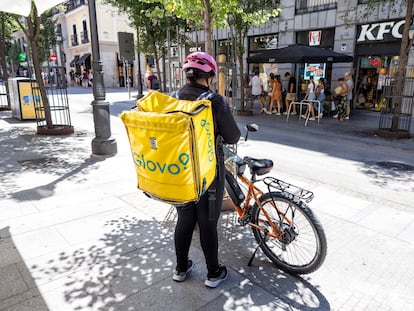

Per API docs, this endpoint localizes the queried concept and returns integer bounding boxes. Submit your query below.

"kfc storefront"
[354,19,404,109]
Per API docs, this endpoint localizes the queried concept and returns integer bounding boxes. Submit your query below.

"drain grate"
[376,161,414,172]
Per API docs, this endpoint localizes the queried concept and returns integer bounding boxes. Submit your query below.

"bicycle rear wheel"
[251,192,327,274]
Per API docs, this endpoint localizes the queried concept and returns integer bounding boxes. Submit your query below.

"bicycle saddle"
[243,157,273,176]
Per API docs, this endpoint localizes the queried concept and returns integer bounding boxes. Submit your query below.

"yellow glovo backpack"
[119,90,216,205]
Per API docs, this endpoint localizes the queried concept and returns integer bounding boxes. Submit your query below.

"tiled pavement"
[1,87,413,310]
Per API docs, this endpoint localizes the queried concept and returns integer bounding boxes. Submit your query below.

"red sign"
[49,54,57,62]
[309,31,321,46]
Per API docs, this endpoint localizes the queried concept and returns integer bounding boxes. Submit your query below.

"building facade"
[187,0,412,108]
[61,0,139,88]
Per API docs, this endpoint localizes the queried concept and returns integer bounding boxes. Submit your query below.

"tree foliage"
[38,10,57,62]
[103,0,187,90]
[1,13,19,79]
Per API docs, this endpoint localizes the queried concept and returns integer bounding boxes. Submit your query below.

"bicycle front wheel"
[251,192,327,274]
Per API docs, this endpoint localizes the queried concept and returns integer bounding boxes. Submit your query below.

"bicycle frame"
[227,172,285,240]
[222,124,326,273]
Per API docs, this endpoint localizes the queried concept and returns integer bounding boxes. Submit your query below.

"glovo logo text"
[200,118,214,162]
[133,152,190,175]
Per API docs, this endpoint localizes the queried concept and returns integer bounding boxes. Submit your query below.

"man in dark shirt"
[284,72,297,115]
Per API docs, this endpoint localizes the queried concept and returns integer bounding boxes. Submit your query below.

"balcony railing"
[71,34,79,46]
[65,0,86,13]
[296,0,337,14]
[81,31,89,44]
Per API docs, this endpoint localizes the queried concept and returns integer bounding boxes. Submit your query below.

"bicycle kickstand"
[248,228,269,266]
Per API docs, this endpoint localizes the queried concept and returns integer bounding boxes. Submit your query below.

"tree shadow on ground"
[27,212,330,310]
[359,160,414,192]
[0,126,103,201]
[0,226,50,310]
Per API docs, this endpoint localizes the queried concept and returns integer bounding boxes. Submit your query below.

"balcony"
[65,0,86,13]
[81,31,89,44]
[296,0,337,14]
[71,34,79,46]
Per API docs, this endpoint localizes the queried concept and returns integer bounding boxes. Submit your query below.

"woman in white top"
[302,76,317,120]
[304,76,316,100]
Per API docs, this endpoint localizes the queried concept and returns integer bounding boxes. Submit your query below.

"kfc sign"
[309,31,321,46]
[357,20,405,42]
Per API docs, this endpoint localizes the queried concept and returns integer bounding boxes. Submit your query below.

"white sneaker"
[291,112,297,115]
[344,115,349,120]
[173,260,194,282]
[260,108,266,113]
[333,114,338,119]
[272,110,277,114]
[283,112,288,115]
[204,266,228,288]
[276,112,281,115]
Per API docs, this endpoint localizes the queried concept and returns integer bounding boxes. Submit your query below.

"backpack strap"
[198,91,221,221]
[172,89,220,221]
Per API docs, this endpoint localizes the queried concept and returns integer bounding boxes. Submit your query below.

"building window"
[71,24,78,46]
[65,0,86,12]
[81,20,89,43]
[296,0,337,14]
[249,35,278,51]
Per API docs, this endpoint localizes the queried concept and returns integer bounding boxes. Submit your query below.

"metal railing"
[296,0,337,14]
[81,31,89,44]
[65,0,86,12]
[71,34,79,46]
[379,76,414,138]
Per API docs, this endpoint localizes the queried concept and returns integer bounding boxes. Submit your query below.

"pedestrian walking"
[249,70,266,113]
[344,72,354,119]
[284,72,297,115]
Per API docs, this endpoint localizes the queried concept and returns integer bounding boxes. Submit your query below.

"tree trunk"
[0,13,10,109]
[202,0,212,54]
[152,41,162,92]
[25,5,53,128]
[391,0,414,132]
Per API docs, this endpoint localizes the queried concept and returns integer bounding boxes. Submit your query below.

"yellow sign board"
[19,82,44,119]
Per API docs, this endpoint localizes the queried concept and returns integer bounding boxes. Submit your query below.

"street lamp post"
[88,0,117,156]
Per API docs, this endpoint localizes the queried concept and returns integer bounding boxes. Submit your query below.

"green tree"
[155,0,280,110]
[38,10,57,63]
[0,12,19,109]
[226,0,280,110]
[104,0,187,91]
[14,3,54,128]
[356,0,414,134]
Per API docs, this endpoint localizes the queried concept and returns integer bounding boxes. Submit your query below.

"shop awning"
[77,53,91,65]
[69,56,79,67]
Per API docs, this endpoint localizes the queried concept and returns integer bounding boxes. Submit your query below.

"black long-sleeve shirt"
[178,83,241,157]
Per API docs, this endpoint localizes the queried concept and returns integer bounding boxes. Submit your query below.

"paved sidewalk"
[1,87,413,310]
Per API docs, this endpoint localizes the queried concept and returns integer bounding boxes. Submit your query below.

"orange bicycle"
[223,124,327,274]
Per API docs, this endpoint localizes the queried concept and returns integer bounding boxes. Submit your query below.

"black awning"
[69,56,79,67]
[77,53,91,65]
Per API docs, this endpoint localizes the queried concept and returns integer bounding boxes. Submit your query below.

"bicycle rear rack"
[263,177,314,203]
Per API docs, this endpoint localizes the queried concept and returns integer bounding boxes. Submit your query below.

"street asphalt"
[0,86,413,311]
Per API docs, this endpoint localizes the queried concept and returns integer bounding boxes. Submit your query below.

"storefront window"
[354,56,399,109]
[247,34,279,80]
[295,28,335,98]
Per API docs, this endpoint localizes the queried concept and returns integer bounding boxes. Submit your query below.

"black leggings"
[174,176,224,275]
